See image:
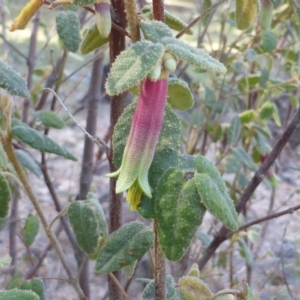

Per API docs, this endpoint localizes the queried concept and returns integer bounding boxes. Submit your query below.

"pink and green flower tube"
[107,74,168,210]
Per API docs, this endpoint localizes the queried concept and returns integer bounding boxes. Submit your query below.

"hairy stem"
[124,0,140,42]
[154,220,166,300]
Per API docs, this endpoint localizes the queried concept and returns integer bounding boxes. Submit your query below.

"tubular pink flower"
[107,77,168,210]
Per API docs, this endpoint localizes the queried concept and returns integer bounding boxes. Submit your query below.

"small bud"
[162,52,177,73]
[94,0,111,38]
[148,62,162,82]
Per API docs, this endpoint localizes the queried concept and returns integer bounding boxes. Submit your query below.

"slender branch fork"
[198,99,300,270]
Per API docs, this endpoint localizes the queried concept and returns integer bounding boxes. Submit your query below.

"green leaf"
[68,201,107,255]
[178,155,197,173]
[162,37,227,74]
[56,11,81,52]
[24,214,39,246]
[235,0,260,30]
[225,155,243,173]
[0,59,30,98]
[87,192,108,237]
[139,20,173,43]
[238,238,253,265]
[112,102,181,219]
[289,94,299,109]
[261,30,277,52]
[239,109,255,123]
[227,116,241,145]
[73,0,94,4]
[156,169,206,261]
[123,260,137,279]
[106,41,165,95]
[178,276,212,300]
[244,49,257,62]
[95,221,154,273]
[0,172,11,218]
[0,257,11,269]
[19,279,44,300]
[5,274,22,290]
[259,68,269,86]
[141,5,193,35]
[80,23,109,55]
[167,78,194,111]
[259,101,274,121]
[0,289,39,300]
[33,111,65,129]
[194,156,238,230]
[232,147,256,171]
[15,149,41,177]
[187,263,200,278]
[142,275,176,300]
[12,119,77,161]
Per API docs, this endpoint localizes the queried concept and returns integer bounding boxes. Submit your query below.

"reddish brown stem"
[107,0,127,298]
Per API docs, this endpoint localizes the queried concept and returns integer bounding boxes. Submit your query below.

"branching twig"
[42,88,110,154]
[176,0,228,39]
[198,100,300,270]
[233,204,300,234]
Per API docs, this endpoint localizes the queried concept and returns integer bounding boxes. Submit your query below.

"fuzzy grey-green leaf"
[0,172,11,218]
[73,0,94,4]
[178,276,212,300]
[162,37,227,74]
[0,59,30,98]
[19,279,44,300]
[142,275,176,300]
[168,78,194,111]
[12,119,77,161]
[0,289,39,300]
[80,23,109,55]
[33,111,65,129]
[56,11,81,53]
[236,0,261,30]
[227,115,241,145]
[68,201,106,255]
[15,149,41,177]
[156,169,206,261]
[95,222,154,273]
[106,41,165,95]
[141,5,193,35]
[194,156,238,230]
[139,20,173,43]
[24,214,39,246]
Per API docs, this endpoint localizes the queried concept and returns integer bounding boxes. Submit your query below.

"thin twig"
[176,0,228,39]
[42,88,110,154]
[108,272,130,300]
[233,204,300,234]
